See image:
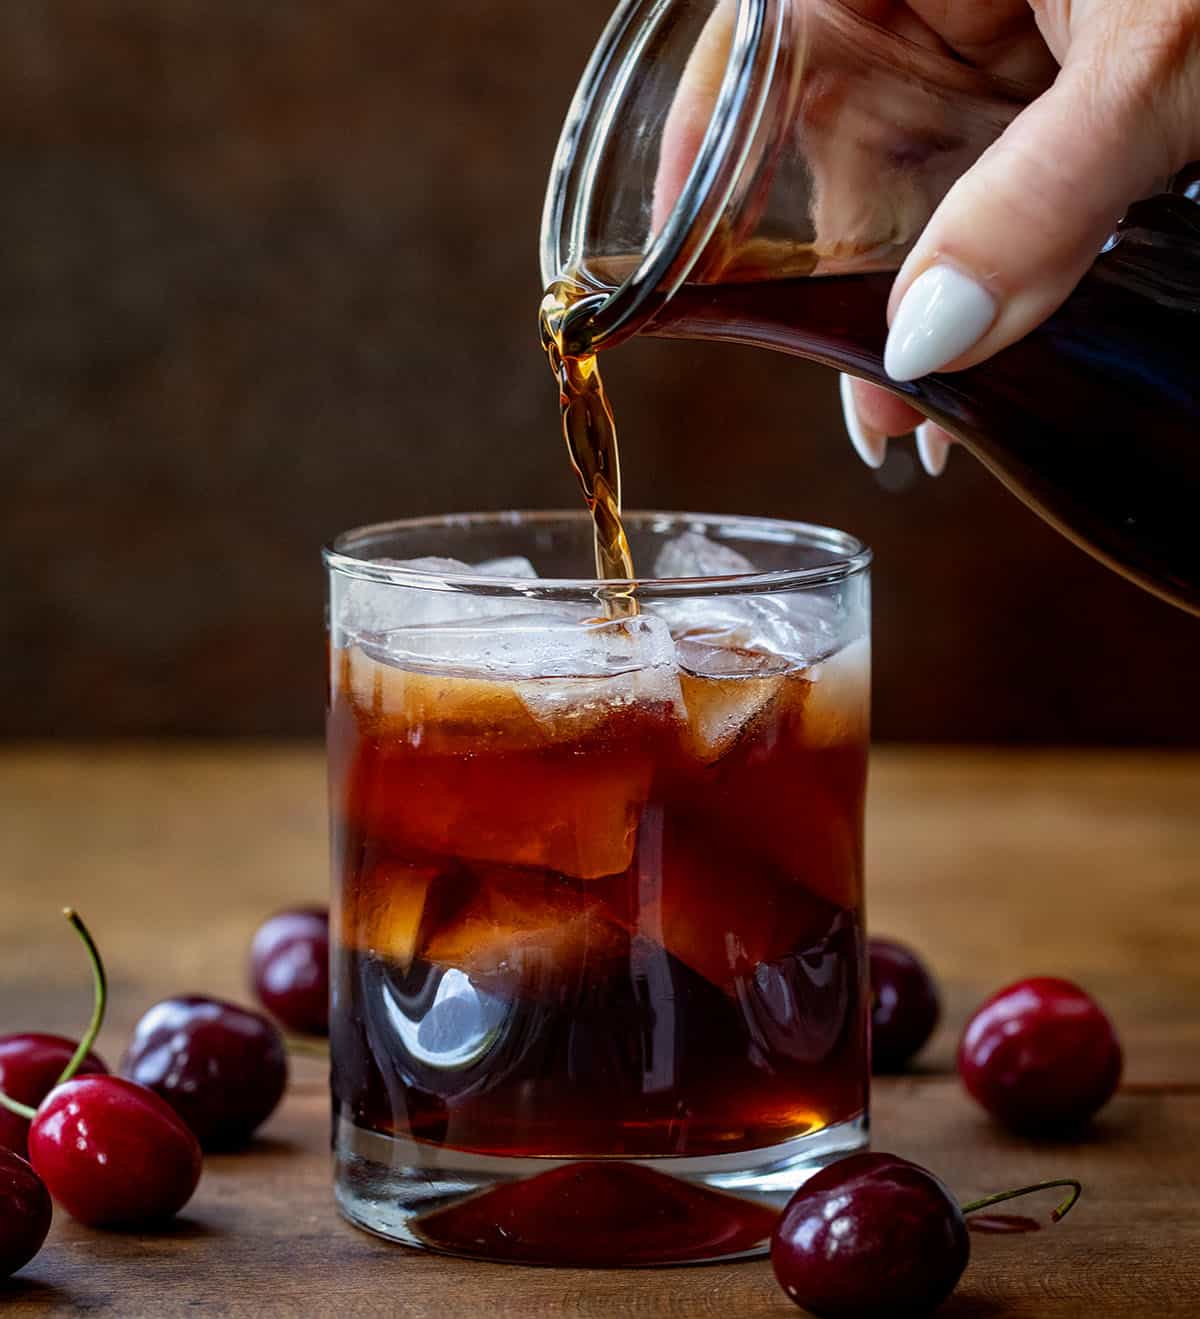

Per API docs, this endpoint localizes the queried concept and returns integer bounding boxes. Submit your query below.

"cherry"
[772,1153,1080,1318]
[29,1075,202,1228]
[0,1149,52,1279]
[959,977,1122,1132]
[0,1034,107,1158]
[120,996,287,1149]
[868,937,940,1071]
[0,910,203,1228]
[250,906,330,1036]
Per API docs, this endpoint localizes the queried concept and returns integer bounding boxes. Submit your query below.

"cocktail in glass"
[326,510,870,1265]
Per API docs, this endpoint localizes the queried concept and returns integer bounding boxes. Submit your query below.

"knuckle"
[1088,5,1199,172]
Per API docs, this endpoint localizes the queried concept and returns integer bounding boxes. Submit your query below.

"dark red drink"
[330,632,868,1160]
[325,522,871,1262]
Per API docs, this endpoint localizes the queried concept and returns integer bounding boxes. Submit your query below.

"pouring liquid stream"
[540,280,638,617]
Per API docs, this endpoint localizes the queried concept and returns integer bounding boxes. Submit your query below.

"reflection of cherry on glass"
[412,1161,781,1265]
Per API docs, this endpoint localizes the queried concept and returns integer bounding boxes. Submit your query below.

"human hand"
[840,0,1200,474]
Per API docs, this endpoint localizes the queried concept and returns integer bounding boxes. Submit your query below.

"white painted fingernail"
[915,422,951,477]
[884,265,996,382]
[839,373,887,469]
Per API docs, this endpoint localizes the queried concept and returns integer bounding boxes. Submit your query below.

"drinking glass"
[326,510,871,1265]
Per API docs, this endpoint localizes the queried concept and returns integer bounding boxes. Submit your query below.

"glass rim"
[323,510,871,600]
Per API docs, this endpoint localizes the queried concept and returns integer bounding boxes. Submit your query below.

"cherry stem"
[0,908,108,1123]
[961,1179,1083,1224]
[0,1090,35,1121]
[54,910,108,1087]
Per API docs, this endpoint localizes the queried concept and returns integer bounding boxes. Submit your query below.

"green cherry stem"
[54,909,108,1087]
[0,1089,35,1122]
[961,1179,1083,1224]
[0,908,108,1122]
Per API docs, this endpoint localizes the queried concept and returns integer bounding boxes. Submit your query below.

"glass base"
[333,1111,868,1266]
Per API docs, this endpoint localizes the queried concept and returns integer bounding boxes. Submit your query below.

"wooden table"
[2,745,1198,1316]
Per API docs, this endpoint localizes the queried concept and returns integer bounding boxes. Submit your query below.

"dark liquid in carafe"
[644,211,1200,615]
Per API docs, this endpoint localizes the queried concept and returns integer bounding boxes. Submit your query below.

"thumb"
[882,23,1195,382]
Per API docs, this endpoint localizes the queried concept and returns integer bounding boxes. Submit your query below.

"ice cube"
[420,867,631,993]
[342,861,632,993]
[658,593,838,665]
[677,670,783,762]
[341,644,549,751]
[362,608,595,681]
[653,531,758,579]
[339,640,674,877]
[473,556,538,579]
[672,675,863,909]
[337,555,539,638]
[800,636,870,748]
[341,858,444,971]
[513,612,685,738]
[597,818,841,989]
[675,641,786,762]
[342,609,685,742]
[338,612,686,879]
[652,531,844,669]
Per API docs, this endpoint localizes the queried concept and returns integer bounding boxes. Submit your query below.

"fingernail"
[915,422,951,477]
[839,373,887,469]
[884,265,996,382]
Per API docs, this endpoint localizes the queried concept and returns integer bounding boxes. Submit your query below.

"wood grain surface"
[2,744,1199,1316]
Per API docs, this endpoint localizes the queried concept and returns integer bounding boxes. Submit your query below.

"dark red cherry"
[120,996,287,1149]
[250,906,330,1036]
[0,1034,107,1157]
[869,937,940,1071]
[958,977,1122,1132]
[28,1076,201,1228]
[772,1155,1082,1317]
[0,1149,52,1278]
[772,1153,969,1317]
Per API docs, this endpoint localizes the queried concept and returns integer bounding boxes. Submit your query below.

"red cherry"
[771,1154,1082,1317]
[868,937,940,1071]
[0,910,202,1228]
[0,1034,107,1157]
[772,1153,969,1317]
[120,996,287,1149]
[28,1076,202,1227]
[250,907,330,1036]
[958,978,1122,1132]
[0,1148,52,1279]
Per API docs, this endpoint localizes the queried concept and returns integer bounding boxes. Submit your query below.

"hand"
[840,0,1200,475]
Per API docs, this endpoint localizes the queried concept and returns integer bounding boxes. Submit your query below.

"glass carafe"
[539,0,1200,615]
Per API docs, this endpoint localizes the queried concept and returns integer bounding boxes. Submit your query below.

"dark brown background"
[3,1,1197,742]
